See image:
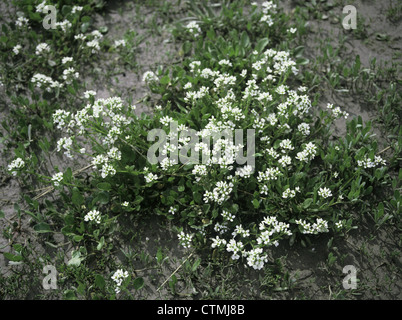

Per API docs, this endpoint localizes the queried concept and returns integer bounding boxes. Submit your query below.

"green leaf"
[252,198,260,209]
[99,26,108,34]
[302,198,313,209]
[81,16,92,23]
[255,37,269,52]
[296,57,310,65]
[97,182,111,191]
[72,188,84,207]
[96,236,105,250]
[61,5,72,15]
[95,274,106,289]
[191,258,201,272]
[67,85,76,95]
[0,210,4,219]
[133,277,144,290]
[94,191,110,205]
[160,75,171,85]
[207,27,216,40]
[80,22,90,33]
[240,31,250,49]
[183,41,192,54]
[3,252,23,262]
[33,222,52,234]
[64,290,77,300]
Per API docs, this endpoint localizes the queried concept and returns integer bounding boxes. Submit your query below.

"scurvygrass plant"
[43,32,389,271]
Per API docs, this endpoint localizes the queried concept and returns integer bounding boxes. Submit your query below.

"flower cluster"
[7,158,25,176]
[111,269,129,294]
[327,103,349,119]
[31,73,62,92]
[318,187,332,199]
[178,231,193,249]
[295,218,329,234]
[51,172,64,187]
[35,43,50,56]
[13,44,22,55]
[186,21,202,37]
[142,71,159,84]
[357,155,386,169]
[15,16,29,28]
[203,180,234,205]
[62,67,79,84]
[84,209,101,224]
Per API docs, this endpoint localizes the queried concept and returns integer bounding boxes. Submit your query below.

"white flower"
[55,20,72,32]
[221,209,235,222]
[107,147,122,160]
[245,248,268,270]
[168,206,177,215]
[111,269,129,292]
[282,188,296,199]
[189,61,201,72]
[298,123,310,136]
[318,187,332,199]
[35,43,50,55]
[226,239,244,260]
[74,33,86,40]
[84,209,101,224]
[278,155,292,167]
[178,231,193,249]
[101,163,116,178]
[51,172,64,186]
[357,155,386,169]
[62,67,79,84]
[235,165,254,178]
[211,236,227,249]
[287,27,297,34]
[218,59,232,67]
[114,39,126,48]
[142,71,158,84]
[122,201,129,207]
[35,1,47,13]
[71,6,83,14]
[232,224,250,238]
[13,44,22,55]
[203,180,234,205]
[62,57,73,64]
[144,172,158,183]
[186,21,201,37]
[257,167,281,182]
[56,136,73,158]
[83,90,96,99]
[86,39,100,53]
[15,16,29,28]
[31,73,62,92]
[8,158,25,176]
[279,139,294,152]
[335,221,343,229]
[295,218,328,234]
[160,115,174,126]
[192,164,207,178]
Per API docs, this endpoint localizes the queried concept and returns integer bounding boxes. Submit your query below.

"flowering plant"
[48,34,388,270]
